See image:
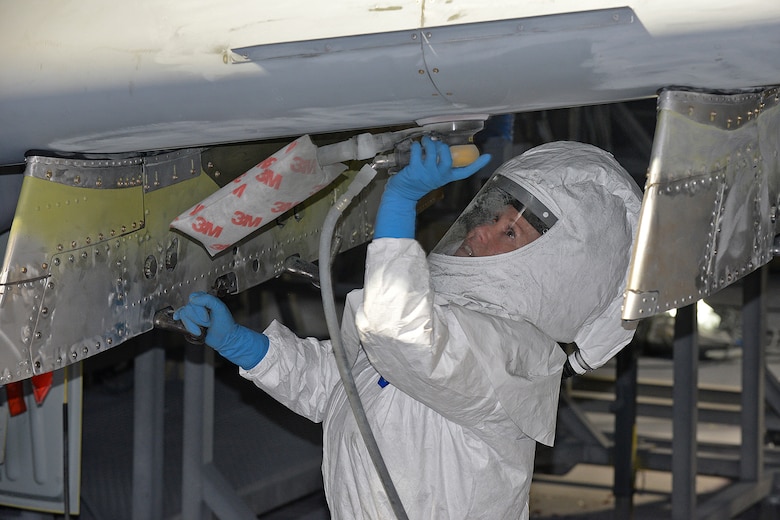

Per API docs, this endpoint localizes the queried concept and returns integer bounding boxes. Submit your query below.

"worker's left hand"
[387,136,491,203]
[174,292,269,370]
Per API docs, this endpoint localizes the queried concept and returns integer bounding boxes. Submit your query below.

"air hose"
[318,163,410,520]
[318,141,480,519]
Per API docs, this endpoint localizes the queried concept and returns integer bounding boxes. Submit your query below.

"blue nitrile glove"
[373,135,491,239]
[173,292,269,370]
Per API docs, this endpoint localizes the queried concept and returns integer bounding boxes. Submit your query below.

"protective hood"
[427,141,642,371]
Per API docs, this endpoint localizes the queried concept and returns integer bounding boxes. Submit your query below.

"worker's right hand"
[174,292,269,370]
[374,136,490,239]
[388,135,491,203]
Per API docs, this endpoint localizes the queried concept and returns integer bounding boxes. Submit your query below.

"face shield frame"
[432,173,558,256]
[490,175,557,235]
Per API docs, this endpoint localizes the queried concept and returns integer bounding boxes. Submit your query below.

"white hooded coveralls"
[239,141,642,519]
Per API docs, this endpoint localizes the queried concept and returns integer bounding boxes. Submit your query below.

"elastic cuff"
[562,359,576,379]
[566,351,590,375]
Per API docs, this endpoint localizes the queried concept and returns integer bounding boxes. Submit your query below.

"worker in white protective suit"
[174,137,642,519]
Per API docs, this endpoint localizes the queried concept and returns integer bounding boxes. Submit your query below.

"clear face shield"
[432,175,558,257]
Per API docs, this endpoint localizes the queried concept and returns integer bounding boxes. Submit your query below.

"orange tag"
[31,372,54,405]
[5,381,27,416]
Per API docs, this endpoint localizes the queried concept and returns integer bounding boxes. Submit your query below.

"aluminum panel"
[624,87,780,320]
[0,143,381,384]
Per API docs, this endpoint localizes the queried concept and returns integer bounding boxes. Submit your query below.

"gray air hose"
[318,163,409,520]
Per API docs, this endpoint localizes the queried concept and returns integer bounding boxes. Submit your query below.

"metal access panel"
[624,86,780,320]
[0,143,381,385]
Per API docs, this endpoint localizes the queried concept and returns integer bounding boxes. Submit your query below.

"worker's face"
[454,205,541,257]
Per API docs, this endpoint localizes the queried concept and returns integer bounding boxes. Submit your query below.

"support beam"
[202,464,257,520]
[696,473,774,520]
[182,346,209,520]
[558,393,611,450]
[741,267,766,482]
[613,343,638,515]
[672,304,698,520]
[181,346,255,520]
[132,343,165,520]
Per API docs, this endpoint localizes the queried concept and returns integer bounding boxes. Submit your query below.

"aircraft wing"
[2,1,780,166]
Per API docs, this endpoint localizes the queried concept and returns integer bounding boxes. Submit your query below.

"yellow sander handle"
[449,143,481,168]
